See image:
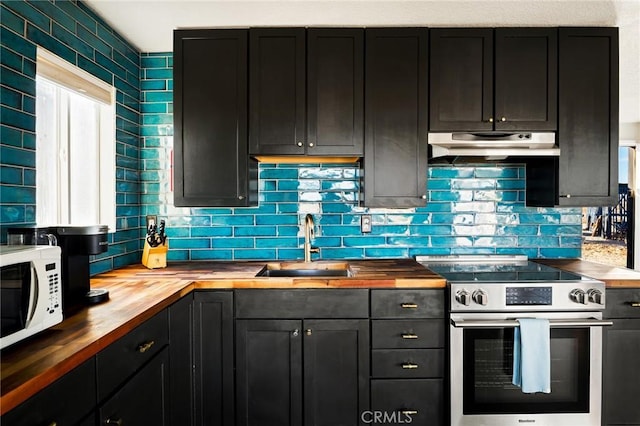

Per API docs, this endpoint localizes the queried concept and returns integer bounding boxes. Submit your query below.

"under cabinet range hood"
[428,132,559,160]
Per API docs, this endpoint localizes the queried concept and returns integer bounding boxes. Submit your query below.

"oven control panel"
[450,281,606,312]
[506,286,552,305]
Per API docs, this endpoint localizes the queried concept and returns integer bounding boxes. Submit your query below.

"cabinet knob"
[297,141,303,147]
[401,333,418,339]
[401,303,418,309]
[305,329,312,336]
[106,419,123,425]
[500,117,506,122]
[401,363,419,369]
[488,118,494,123]
[292,329,299,337]
[137,340,155,353]
[421,195,427,200]
[308,142,314,148]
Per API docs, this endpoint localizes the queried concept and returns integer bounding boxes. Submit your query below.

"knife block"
[142,238,169,269]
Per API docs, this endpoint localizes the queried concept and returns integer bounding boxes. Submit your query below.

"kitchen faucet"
[304,214,320,262]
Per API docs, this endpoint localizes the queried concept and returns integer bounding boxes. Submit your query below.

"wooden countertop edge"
[192,278,447,288]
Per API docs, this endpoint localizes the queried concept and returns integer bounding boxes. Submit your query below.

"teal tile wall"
[0,0,141,273]
[141,53,583,261]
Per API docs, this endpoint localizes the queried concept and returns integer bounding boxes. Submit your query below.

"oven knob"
[472,289,488,306]
[570,288,588,305]
[587,289,604,305]
[455,290,471,306]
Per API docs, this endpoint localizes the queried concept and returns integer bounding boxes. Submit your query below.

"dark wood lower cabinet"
[169,294,194,426]
[98,347,170,426]
[193,291,234,426]
[371,379,444,426]
[235,318,370,426]
[235,319,303,426]
[0,358,96,426]
[603,289,640,425]
[304,319,370,426]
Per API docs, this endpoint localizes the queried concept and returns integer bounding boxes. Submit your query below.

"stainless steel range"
[416,255,612,426]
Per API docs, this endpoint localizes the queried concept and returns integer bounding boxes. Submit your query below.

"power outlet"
[361,215,372,233]
[146,215,157,230]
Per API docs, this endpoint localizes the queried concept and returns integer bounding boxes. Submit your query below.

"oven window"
[463,327,590,414]
[1,263,32,338]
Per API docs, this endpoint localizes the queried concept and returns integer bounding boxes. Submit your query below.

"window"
[35,48,115,230]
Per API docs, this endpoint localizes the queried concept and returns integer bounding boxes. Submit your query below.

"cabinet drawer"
[97,309,169,400]
[372,319,445,349]
[1,358,96,426]
[605,289,640,318]
[235,289,369,318]
[371,379,443,425]
[372,349,444,378]
[371,289,445,318]
[99,347,169,426]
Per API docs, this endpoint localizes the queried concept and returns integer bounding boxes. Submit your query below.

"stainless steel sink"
[256,261,352,278]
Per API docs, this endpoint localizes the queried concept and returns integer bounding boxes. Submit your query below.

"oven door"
[450,312,612,426]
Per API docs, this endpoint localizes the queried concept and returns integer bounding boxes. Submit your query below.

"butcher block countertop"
[0,258,443,414]
[540,259,640,288]
[2,257,639,415]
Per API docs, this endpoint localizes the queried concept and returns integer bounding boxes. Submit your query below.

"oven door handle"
[451,318,614,328]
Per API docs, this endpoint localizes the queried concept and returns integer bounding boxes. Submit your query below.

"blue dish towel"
[512,318,551,393]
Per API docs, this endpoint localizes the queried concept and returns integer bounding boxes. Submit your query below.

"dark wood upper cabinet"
[173,29,257,207]
[249,28,306,155]
[364,28,429,208]
[249,28,364,157]
[307,29,364,156]
[526,27,618,207]
[429,28,557,132]
[556,27,619,206]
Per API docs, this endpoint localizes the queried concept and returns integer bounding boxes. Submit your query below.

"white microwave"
[0,245,63,349]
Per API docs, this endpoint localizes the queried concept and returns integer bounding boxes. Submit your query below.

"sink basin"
[256,261,352,278]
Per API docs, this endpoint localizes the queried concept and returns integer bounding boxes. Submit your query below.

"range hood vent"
[428,132,559,160]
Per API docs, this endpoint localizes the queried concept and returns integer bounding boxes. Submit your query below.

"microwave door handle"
[25,264,39,326]
[451,318,614,328]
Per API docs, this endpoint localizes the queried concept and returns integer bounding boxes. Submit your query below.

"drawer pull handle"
[106,419,123,425]
[306,329,312,336]
[401,303,418,309]
[401,334,418,339]
[48,422,58,426]
[402,363,419,369]
[401,410,418,416]
[137,340,155,353]
[630,302,640,307]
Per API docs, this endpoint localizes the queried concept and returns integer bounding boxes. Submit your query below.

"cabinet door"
[556,27,619,206]
[603,318,640,425]
[173,29,256,207]
[303,319,369,426]
[236,320,303,426]
[249,28,306,155]
[169,294,194,426]
[194,291,234,426]
[494,28,557,131]
[364,28,428,207]
[429,28,493,131]
[99,347,169,426]
[307,28,364,156]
